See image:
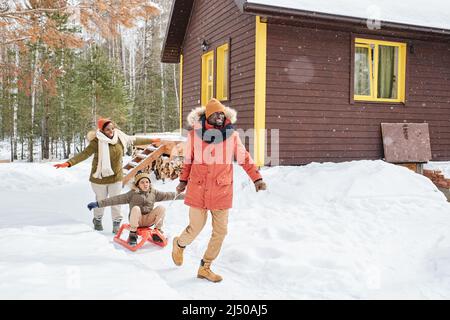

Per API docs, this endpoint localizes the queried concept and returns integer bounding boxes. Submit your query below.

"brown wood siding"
[266,23,450,165]
[181,0,256,132]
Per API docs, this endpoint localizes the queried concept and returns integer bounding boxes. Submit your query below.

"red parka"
[180,107,262,210]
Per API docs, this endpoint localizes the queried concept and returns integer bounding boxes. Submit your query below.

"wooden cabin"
[161,0,450,166]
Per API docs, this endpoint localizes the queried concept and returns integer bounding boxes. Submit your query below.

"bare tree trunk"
[92,86,97,125]
[21,138,24,160]
[66,139,71,158]
[29,48,40,162]
[129,38,135,101]
[91,45,97,126]
[60,49,66,159]
[159,13,166,132]
[42,90,50,160]
[121,26,127,84]
[11,47,19,161]
[142,19,148,134]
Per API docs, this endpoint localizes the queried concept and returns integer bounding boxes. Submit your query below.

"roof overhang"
[243,1,450,37]
[161,0,194,63]
[161,0,450,64]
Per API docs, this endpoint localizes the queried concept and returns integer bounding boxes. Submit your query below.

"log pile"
[152,156,184,181]
[128,140,185,183]
[423,169,450,188]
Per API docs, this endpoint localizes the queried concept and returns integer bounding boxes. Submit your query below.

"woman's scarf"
[93,129,132,179]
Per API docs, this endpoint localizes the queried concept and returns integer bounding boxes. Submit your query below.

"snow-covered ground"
[1,158,450,299]
[0,141,10,160]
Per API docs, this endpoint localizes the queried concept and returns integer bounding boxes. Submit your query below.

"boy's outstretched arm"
[87,191,133,210]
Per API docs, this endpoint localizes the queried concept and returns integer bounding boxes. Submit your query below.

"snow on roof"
[246,0,450,31]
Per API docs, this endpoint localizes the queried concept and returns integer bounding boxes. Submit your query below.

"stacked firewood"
[423,169,450,188]
[152,156,184,181]
[127,141,185,182]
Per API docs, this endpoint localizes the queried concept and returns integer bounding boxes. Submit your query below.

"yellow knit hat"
[205,98,226,119]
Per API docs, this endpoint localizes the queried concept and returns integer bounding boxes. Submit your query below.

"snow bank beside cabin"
[221,160,450,299]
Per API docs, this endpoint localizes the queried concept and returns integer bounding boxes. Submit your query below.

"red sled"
[113,224,168,252]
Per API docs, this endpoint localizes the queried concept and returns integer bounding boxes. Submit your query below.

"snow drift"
[1,159,450,299]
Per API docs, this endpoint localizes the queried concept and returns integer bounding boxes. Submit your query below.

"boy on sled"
[87,170,184,246]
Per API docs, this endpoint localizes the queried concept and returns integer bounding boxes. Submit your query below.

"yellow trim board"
[179,54,183,133]
[254,16,267,167]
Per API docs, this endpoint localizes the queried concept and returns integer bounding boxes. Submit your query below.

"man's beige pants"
[129,206,166,232]
[91,182,122,222]
[178,207,229,264]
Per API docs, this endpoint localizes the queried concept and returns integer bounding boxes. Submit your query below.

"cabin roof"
[162,0,450,63]
[245,0,450,32]
[161,0,194,63]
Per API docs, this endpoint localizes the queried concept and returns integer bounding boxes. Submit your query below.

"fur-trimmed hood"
[87,130,97,142]
[186,106,237,127]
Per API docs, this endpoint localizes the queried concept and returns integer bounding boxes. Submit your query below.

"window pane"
[202,52,214,106]
[208,84,213,101]
[354,47,371,96]
[378,45,398,99]
[208,58,213,81]
[223,49,229,99]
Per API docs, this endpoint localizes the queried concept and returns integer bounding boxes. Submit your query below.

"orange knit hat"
[205,98,226,119]
[97,118,112,130]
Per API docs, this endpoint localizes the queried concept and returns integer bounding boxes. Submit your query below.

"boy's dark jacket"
[98,187,184,215]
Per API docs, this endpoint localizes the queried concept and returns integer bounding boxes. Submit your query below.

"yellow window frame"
[354,38,407,103]
[201,50,214,106]
[216,43,229,101]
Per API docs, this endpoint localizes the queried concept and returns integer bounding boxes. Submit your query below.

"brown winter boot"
[197,260,223,283]
[172,237,185,266]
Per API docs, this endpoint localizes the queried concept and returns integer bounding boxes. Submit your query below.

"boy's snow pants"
[129,206,166,232]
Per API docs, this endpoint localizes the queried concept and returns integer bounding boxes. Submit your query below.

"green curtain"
[354,47,371,96]
[378,46,396,99]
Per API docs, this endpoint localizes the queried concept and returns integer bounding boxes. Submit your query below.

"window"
[216,43,229,101]
[201,51,214,106]
[354,38,407,103]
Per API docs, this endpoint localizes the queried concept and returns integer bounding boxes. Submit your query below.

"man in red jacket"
[173,99,267,282]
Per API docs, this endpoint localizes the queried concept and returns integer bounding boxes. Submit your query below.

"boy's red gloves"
[54,162,70,169]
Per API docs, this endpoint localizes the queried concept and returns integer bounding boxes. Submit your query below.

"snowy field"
[1,157,450,299]
[0,141,9,160]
